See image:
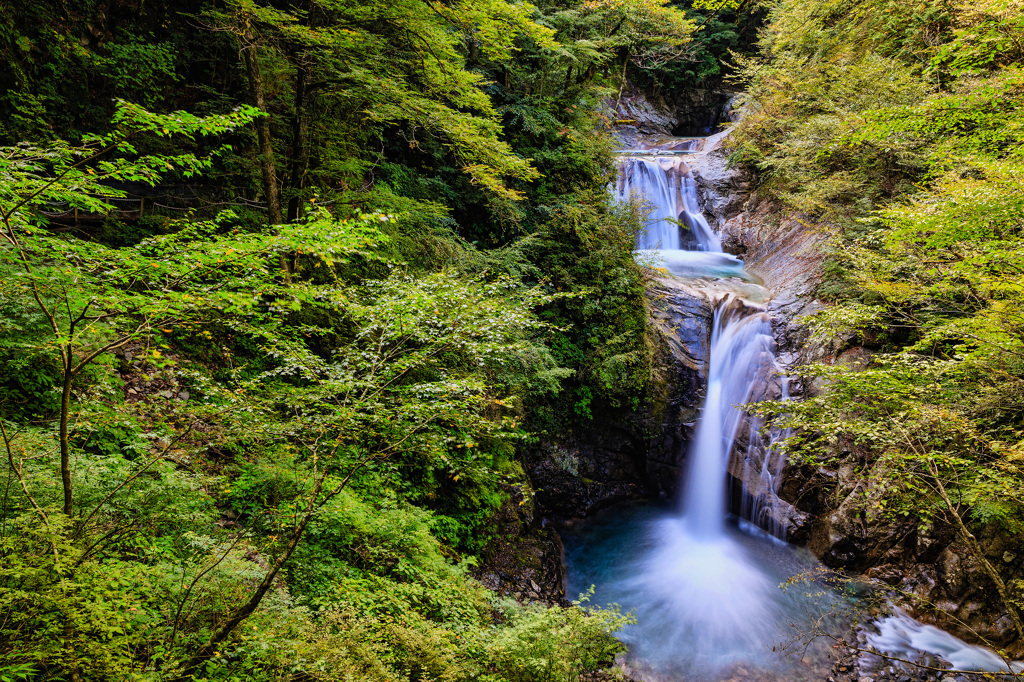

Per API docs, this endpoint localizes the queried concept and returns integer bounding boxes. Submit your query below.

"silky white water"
[636,249,750,280]
[615,156,721,252]
[563,503,845,681]
[864,610,1024,675]
[681,302,777,540]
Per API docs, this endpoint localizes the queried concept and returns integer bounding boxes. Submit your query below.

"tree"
[0,101,577,678]
[202,0,558,222]
[0,101,260,517]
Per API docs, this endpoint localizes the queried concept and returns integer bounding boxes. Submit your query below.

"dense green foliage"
[634,0,764,101]
[0,0,713,677]
[733,0,1024,637]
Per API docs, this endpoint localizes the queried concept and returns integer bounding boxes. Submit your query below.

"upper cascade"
[614,139,722,253]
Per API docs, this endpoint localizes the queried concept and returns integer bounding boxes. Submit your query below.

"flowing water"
[565,136,1023,680]
[635,250,751,281]
[563,278,848,680]
[563,504,846,681]
[615,156,721,252]
[680,302,779,540]
[864,611,1024,675]
[564,139,852,680]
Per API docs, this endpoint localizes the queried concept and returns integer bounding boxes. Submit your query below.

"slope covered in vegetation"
[731,0,1024,645]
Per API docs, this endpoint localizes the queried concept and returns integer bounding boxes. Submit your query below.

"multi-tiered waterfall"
[617,142,790,537]
[565,138,842,681]
[564,135,1024,681]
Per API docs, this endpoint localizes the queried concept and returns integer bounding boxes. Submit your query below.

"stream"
[560,136,1024,681]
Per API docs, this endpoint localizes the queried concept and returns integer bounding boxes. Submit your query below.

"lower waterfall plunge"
[564,297,845,681]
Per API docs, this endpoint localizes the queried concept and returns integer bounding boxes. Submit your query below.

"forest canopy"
[0,0,712,678]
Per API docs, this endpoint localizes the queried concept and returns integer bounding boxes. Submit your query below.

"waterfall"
[680,299,780,540]
[563,135,1017,681]
[614,139,789,539]
[562,137,849,680]
[562,135,844,681]
[590,295,806,675]
[615,157,721,252]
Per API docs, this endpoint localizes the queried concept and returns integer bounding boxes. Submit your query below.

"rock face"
[608,84,736,145]
[527,276,712,520]
[609,84,678,144]
[782,444,1024,653]
[685,131,750,224]
[687,129,830,363]
[475,485,568,605]
[696,132,1024,655]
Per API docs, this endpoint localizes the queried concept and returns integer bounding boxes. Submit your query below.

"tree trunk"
[241,37,283,226]
[59,352,74,517]
[286,64,309,224]
[174,473,327,679]
[615,53,629,107]
[240,32,291,282]
[927,459,1024,640]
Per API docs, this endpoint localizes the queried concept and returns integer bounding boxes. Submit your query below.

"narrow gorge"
[4,1,1023,678]
[541,121,1024,681]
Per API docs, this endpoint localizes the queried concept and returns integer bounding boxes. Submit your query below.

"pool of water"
[636,249,755,281]
[562,502,856,682]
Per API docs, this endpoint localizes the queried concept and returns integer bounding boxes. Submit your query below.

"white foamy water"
[562,503,846,681]
[681,302,778,539]
[865,610,1024,674]
[615,156,721,252]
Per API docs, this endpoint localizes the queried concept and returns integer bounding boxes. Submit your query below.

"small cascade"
[737,377,793,540]
[864,610,1024,674]
[615,156,721,252]
[614,136,789,538]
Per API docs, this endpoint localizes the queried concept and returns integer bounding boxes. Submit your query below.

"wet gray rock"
[687,129,751,225]
[647,274,714,374]
[608,84,678,145]
[608,84,735,146]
